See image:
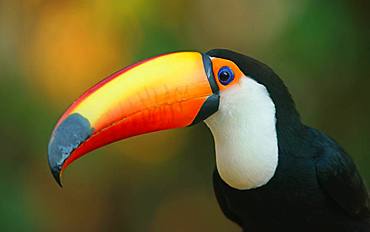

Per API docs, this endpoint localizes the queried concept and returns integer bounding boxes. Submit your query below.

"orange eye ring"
[211,57,244,91]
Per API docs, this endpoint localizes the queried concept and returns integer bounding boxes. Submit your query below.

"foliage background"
[0,0,369,231]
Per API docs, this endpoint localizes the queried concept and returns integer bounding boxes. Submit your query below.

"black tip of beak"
[51,166,63,187]
[48,113,93,187]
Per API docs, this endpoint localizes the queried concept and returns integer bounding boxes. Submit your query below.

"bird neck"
[205,77,279,190]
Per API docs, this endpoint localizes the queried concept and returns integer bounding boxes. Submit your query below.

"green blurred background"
[0,0,369,231]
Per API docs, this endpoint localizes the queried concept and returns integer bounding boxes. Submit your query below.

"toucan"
[48,49,370,231]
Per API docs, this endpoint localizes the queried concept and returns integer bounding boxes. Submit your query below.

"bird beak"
[48,52,219,186]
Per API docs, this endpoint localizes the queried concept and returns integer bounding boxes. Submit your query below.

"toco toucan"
[48,49,370,231]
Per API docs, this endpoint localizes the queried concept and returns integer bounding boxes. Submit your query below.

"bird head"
[48,49,299,189]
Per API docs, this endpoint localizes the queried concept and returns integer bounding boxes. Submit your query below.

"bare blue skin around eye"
[218,66,234,85]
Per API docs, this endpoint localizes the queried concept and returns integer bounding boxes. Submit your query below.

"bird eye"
[217,66,234,85]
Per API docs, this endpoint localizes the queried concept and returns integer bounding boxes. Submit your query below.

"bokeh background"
[0,0,369,231]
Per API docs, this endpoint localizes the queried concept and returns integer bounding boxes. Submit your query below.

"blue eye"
[217,66,234,85]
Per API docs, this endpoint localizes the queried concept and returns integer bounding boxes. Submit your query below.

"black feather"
[208,49,370,231]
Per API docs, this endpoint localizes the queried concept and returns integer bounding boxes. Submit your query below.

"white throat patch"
[205,76,278,190]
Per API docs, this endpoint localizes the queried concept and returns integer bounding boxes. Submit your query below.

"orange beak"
[48,52,219,186]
